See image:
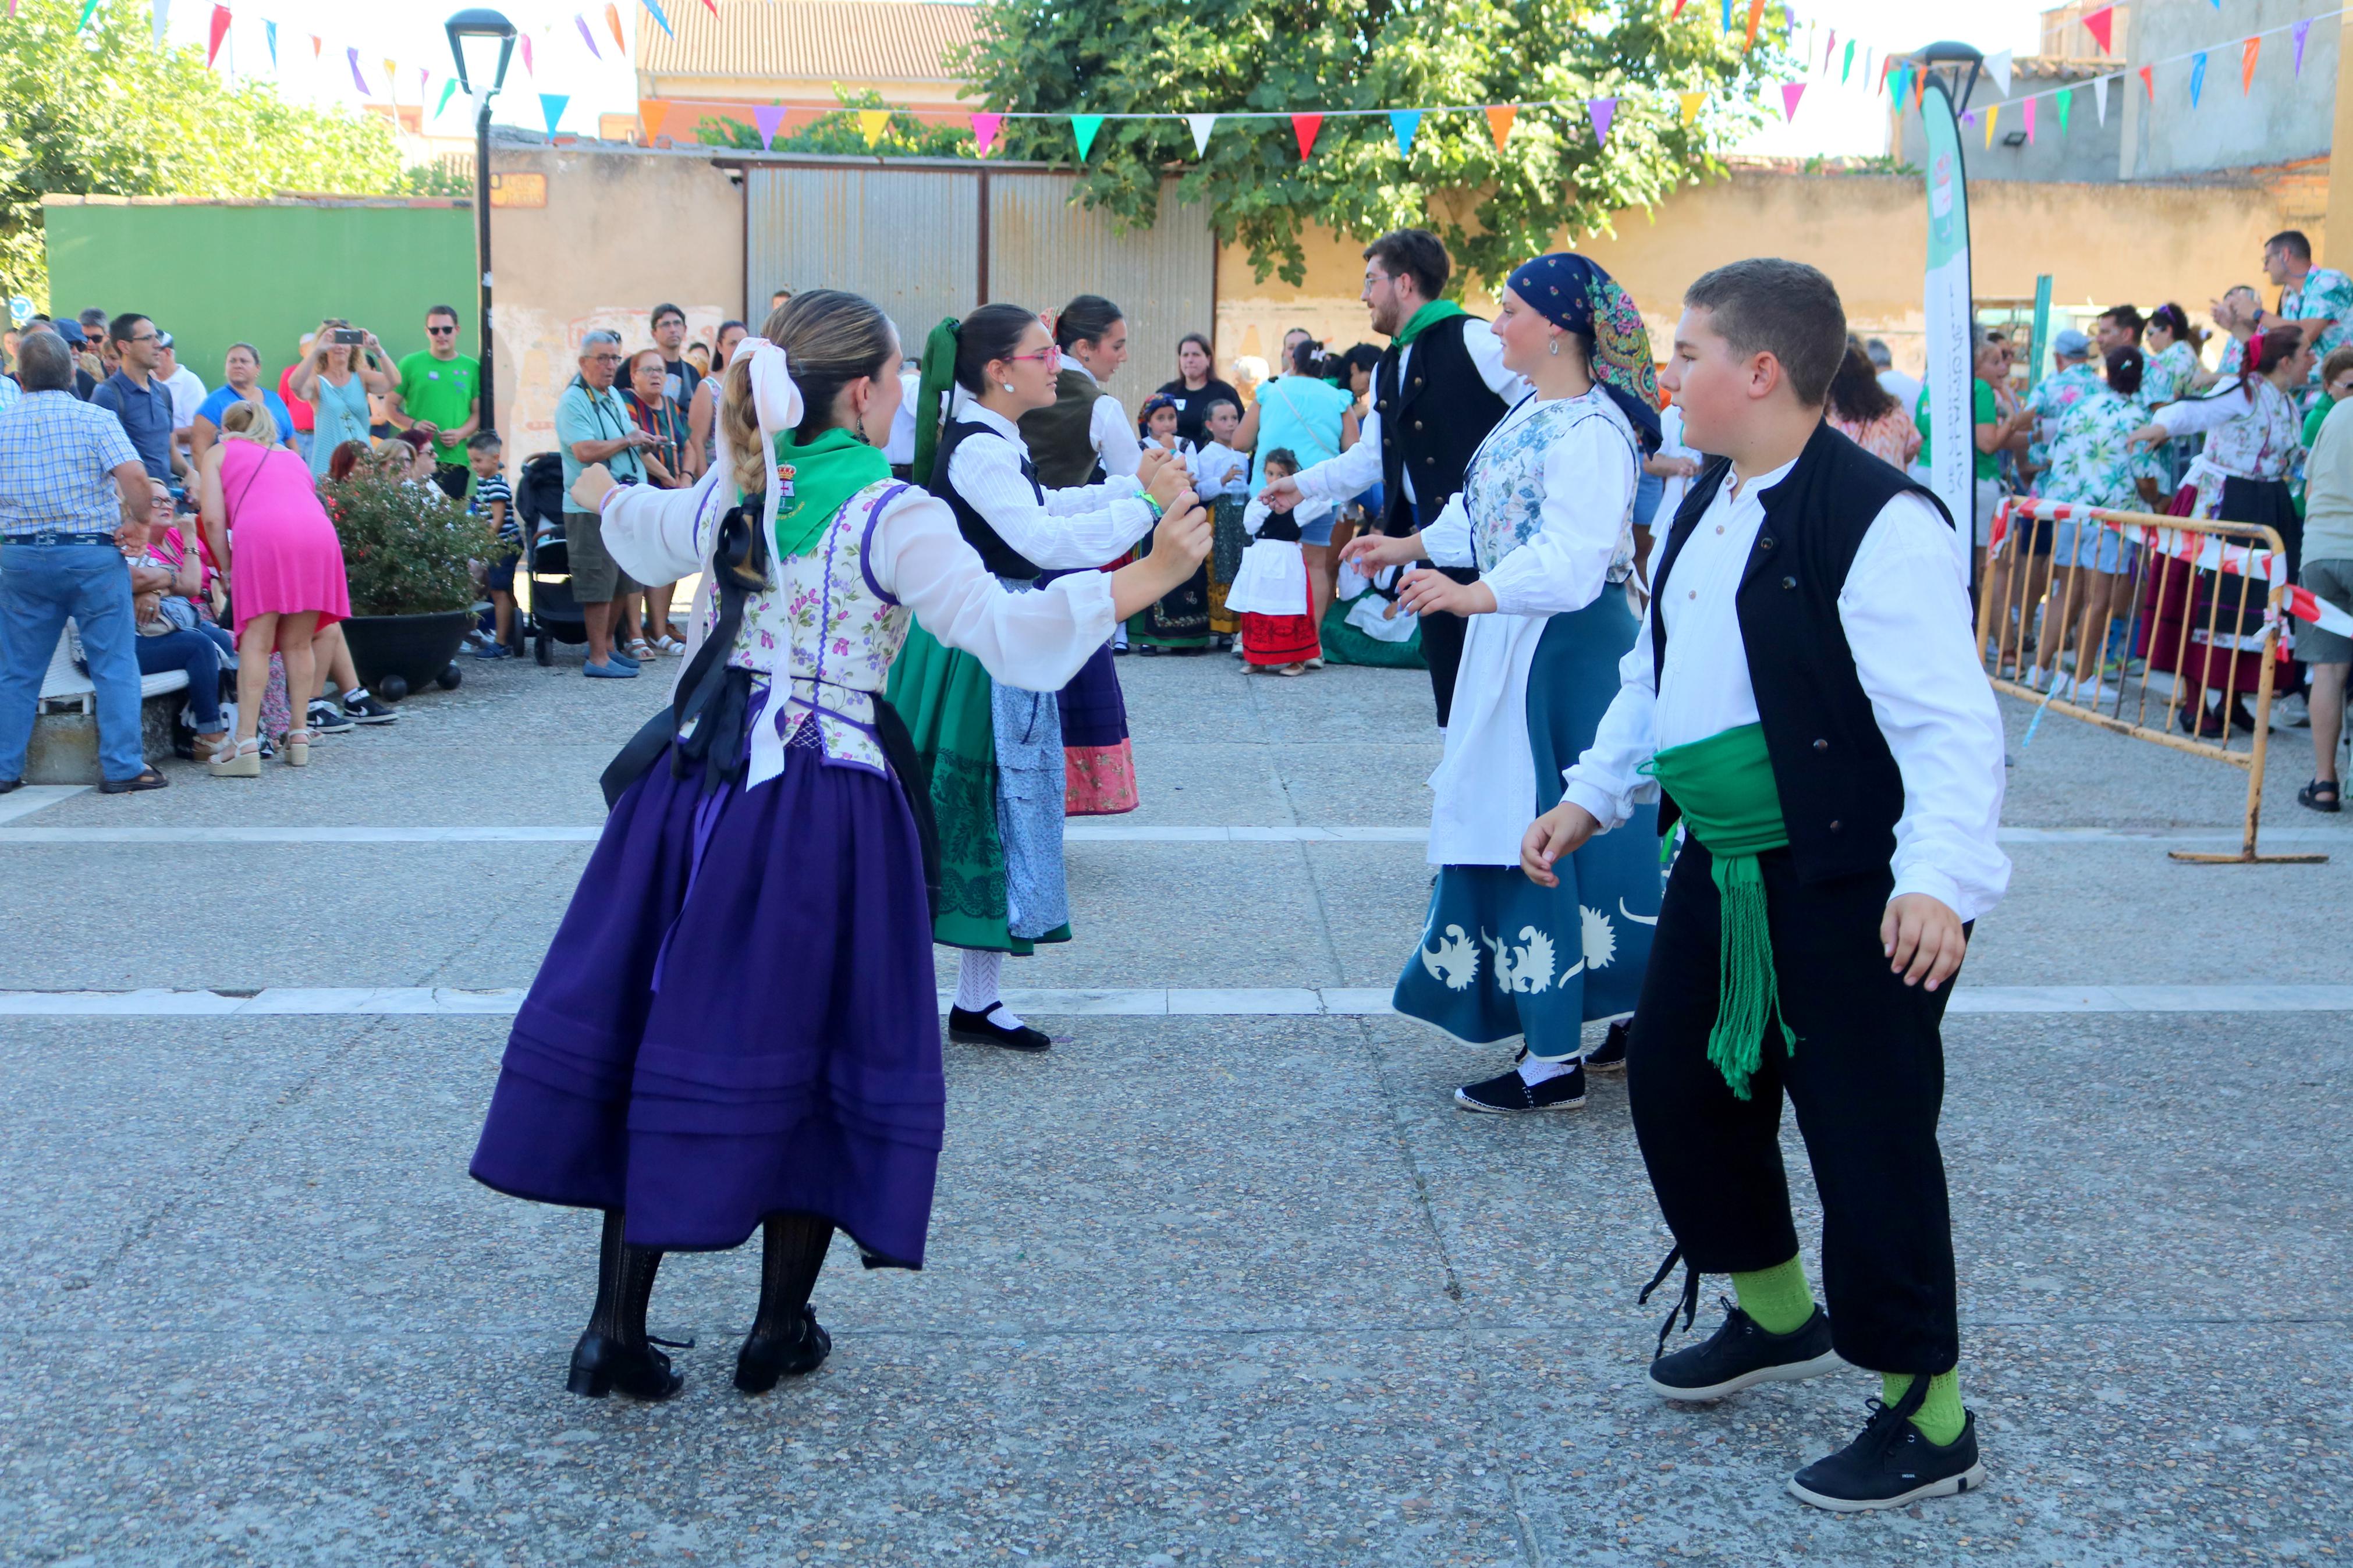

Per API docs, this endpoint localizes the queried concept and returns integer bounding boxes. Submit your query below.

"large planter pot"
[342,609,473,702]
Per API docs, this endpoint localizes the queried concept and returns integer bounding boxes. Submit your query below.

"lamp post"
[445,8,516,435]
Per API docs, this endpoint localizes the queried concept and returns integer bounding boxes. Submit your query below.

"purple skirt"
[469,735,944,1265]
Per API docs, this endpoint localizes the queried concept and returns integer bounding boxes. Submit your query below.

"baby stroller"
[515,452,588,666]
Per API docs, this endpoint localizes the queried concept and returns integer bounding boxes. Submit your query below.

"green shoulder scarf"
[771,427,892,559]
[1391,298,1469,349]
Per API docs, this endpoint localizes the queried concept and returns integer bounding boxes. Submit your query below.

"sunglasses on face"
[427,325,456,336]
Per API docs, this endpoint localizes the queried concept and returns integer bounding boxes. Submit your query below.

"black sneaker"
[947,1004,1051,1052]
[307,700,355,735]
[1586,1018,1631,1072]
[343,692,399,724]
[1788,1381,1986,1512]
[1647,1297,1840,1401]
[1454,1059,1587,1114]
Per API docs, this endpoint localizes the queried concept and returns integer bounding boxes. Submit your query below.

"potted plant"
[324,466,498,701]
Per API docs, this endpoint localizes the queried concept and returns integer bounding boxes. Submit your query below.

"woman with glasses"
[621,348,691,655]
[288,320,398,479]
[889,304,1196,1051]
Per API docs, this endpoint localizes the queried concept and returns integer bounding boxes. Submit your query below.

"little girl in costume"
[1229,449,1326,674]
[1195,399,1253,651]
[1127,393,1215,653]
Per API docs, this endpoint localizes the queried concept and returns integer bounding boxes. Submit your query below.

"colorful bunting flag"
[1677,91,1703,126]
[1780,82,1804,122]
[2295,19,2313,76]
[1720,0,1732,31]
[971,111,1003,157]
[2241,37,2259,93]
[1389,109,1421,156]
[263,19,274,67]
[1485,104,1516,150]
[699,0,715,12]
[1913,68,1928,113]
[1291,113,1322,160]
[383,59,398,98]
[1588,97,1618,144]
[541,94,569,134]
[752,104,785,148]
[1889,66,1911,109]
[206,5,230,66]
[436,79,459,118]
[1878,55,1894,95]
[1742,0,1763,50]
[2189,51,2206,108]
[641,0,672,38]
[152,1,170,48]
[1670,0,1687,16]
[1983,104,1998,148]
[1985,50,2014,96]
[606,2,625,52]
[640,99,669,143]
[1822,29,1835,73]
[2138,65,2153,101]
[1841,40,1854,84]
[309,34,320,59]
[2056,84,2071,136]
[77,0,100,30]
[1185,114,1215,158]
[519,34,533,74]
[574,14,599,59]
[2082,5,2114,54]
[857,108,890,148]
[2094,74,2109,125]
[1071,114,1103,160]
[2022,97,2035,144]
[346,48,367,95]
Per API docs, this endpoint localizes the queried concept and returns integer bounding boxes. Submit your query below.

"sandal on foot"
[282,728,313,768]
[208,738,262,778]
[2298,778,2341,813]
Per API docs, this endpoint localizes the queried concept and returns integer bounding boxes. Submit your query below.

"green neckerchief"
[1641,723,1795,1100]
[770,427,893,559]
[1390,298,1469,349]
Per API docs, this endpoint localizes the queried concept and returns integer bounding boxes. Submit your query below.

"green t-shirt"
[396,350,481,457]
[1915,378,2001,482]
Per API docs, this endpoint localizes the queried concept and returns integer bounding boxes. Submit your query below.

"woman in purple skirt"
[469,291,1210,1402]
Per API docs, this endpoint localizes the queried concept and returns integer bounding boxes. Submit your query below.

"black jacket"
[1372,314,1508,534]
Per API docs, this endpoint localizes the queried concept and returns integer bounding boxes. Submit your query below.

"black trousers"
[1627,840,1961,1375]
[1385,497,1477,728]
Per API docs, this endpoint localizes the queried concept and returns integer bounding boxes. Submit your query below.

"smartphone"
[333,328,365,346]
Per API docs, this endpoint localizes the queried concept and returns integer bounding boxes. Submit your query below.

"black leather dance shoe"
[735,1304,833,1395]
[948,1003,1052,1052]
[566,1331,686,1400]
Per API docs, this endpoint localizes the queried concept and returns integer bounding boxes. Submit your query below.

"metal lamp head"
[445,7,517,97]
[1914,40,1985,114]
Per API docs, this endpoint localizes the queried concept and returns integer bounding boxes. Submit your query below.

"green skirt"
[884,620,1072,955]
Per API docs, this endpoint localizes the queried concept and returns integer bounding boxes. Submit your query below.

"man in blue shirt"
[87,314,180,487]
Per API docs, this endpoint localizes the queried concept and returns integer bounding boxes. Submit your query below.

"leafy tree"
[696,88,975,159]
[955,0,1793,289]
[0,0,406,307]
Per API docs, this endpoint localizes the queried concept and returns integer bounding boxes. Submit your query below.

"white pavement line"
[0,825,601,845]
[3,984,2351,1017]
[0,785,88,826]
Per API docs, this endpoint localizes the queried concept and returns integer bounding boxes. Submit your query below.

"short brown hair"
[1363,229,1450,300]
[2322,346,2353,386]
[1683,258,1847,407]
[2266,230,2314,263]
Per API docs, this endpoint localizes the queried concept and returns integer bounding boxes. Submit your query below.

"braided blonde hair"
[722,290,899,500]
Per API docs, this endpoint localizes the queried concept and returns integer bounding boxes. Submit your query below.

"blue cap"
[55,320,87,346]
[2053,328,2092,357]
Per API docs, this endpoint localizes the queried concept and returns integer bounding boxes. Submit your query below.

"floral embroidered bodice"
[2198,379,2300,482]
[711,478,909,773]
[1460,390,1639,581]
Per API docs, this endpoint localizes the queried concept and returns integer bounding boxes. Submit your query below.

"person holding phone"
[288,320,396,479]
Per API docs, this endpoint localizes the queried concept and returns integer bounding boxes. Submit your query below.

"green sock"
[1882,1370,1966,1446]
[1729,1255,1816,1336]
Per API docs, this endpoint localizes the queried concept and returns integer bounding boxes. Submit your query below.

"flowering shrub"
[321,470,496,616]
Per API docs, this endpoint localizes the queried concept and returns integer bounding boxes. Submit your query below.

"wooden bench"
[24,625,191,784]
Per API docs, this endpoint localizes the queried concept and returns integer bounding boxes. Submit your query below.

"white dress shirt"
[1561,455,2011,921]
[1287,317,1530,510]
[945,403,1156,570]
[1066,358,1144,479]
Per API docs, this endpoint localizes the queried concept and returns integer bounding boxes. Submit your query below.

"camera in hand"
[332,328,365,346]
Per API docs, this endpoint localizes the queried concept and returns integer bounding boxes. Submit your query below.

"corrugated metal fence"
[742,159,1213,414]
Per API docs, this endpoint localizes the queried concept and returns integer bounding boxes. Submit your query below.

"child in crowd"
[469,431,519,659]
[1227,449,1325,674]
[1138,393,1198,474]
[1195,398,1253,651]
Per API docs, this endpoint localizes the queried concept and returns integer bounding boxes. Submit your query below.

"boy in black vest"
[1521,259,2010,1510]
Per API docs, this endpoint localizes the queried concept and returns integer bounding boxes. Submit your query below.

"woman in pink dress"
[1825,336,1923,468]
[197,399,351,775]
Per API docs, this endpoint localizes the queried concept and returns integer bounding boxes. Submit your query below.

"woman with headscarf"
[1342,253,1663,1114]
[468,291,1210,1403]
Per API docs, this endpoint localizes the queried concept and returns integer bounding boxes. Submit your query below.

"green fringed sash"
[1642,724,1795,1100]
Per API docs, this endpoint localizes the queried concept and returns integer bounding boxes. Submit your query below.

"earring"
[1548,338,1560,357]
[1003,383,1015,394]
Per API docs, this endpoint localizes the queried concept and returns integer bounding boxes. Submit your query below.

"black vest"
[1373,314,1509,534]
[1018,368,1109,489]
[932,418,1044,581]
[1648,420,1955,884]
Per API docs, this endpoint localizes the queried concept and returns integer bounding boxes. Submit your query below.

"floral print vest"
[2199,378,2299,482]
[1460,390,1639,582]
[716,478,911,774]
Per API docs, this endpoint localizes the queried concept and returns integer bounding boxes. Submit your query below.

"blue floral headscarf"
[1505,252,1662,449]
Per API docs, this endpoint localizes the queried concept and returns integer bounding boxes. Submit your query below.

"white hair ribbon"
[721,336,806,554]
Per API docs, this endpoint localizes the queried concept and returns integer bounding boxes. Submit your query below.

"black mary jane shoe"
[735,1304,833,1395]
[565,1331,687,1400]
[947,1003,1052,1052]
[2299,778,2342,813]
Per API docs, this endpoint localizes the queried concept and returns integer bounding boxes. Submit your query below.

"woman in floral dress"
[1343,253,1662,1116]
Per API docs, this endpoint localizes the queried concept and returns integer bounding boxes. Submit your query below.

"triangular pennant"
[77,0,100,30]
[1880,58,1898,97]
[1677,91,1703,127]
[264,18,275,68]
[574,13,599,59]
[1291,112,1322,160]
[1913,67,1928,112]
[1070,113,1103,160]
[346,48,367,95]
[519,34,532,74]
[2241,37,2259,94]
[1485,104,1515,151]
[640,0,672,38]
[1841,40,1854,84]
[1888,67,1910,109]
[1389,109,1422,155]
[699,0,715,12]
[308,34,320,59]
[1983,103,1999,148]
[436,79,459,118]
[605,1,625,53]
[540,93,568,134]
[152,1,171,49]
[2189,51,2206,108]
[2082,5,2114,54]
[2022,96,2035,144]
[207,5,230,66]
[1823,29,1835,73]
[1721,0,1733,31]
[1588,97,1618,144]
[2138,65,2153,101]
[383,59,398,98]
[639,99,669,141]
[1185,114,1215,158]
[1780,82,1805,122]
[1742,0,1763,49]
[752,104,785,148]
[2056,84,2072,136]
[971,111,1003,157]
[857,108,890,148]
[2295,19,2313,76]
[1670,0,1687,16]
[2094,74,2109,125]
[1985,49,2014,97]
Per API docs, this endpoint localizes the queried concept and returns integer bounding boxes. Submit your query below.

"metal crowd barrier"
[1979,496,2327,866]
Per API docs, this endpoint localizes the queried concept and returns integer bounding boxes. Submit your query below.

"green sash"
[772,428,891,559]
[1642,723,1795,1100]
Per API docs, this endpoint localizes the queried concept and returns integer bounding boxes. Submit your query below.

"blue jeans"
[0,543,147,783]
[134,628,225,733]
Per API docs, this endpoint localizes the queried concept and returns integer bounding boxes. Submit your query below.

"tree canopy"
[955,0,1791,289]
[0,0,413,308]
